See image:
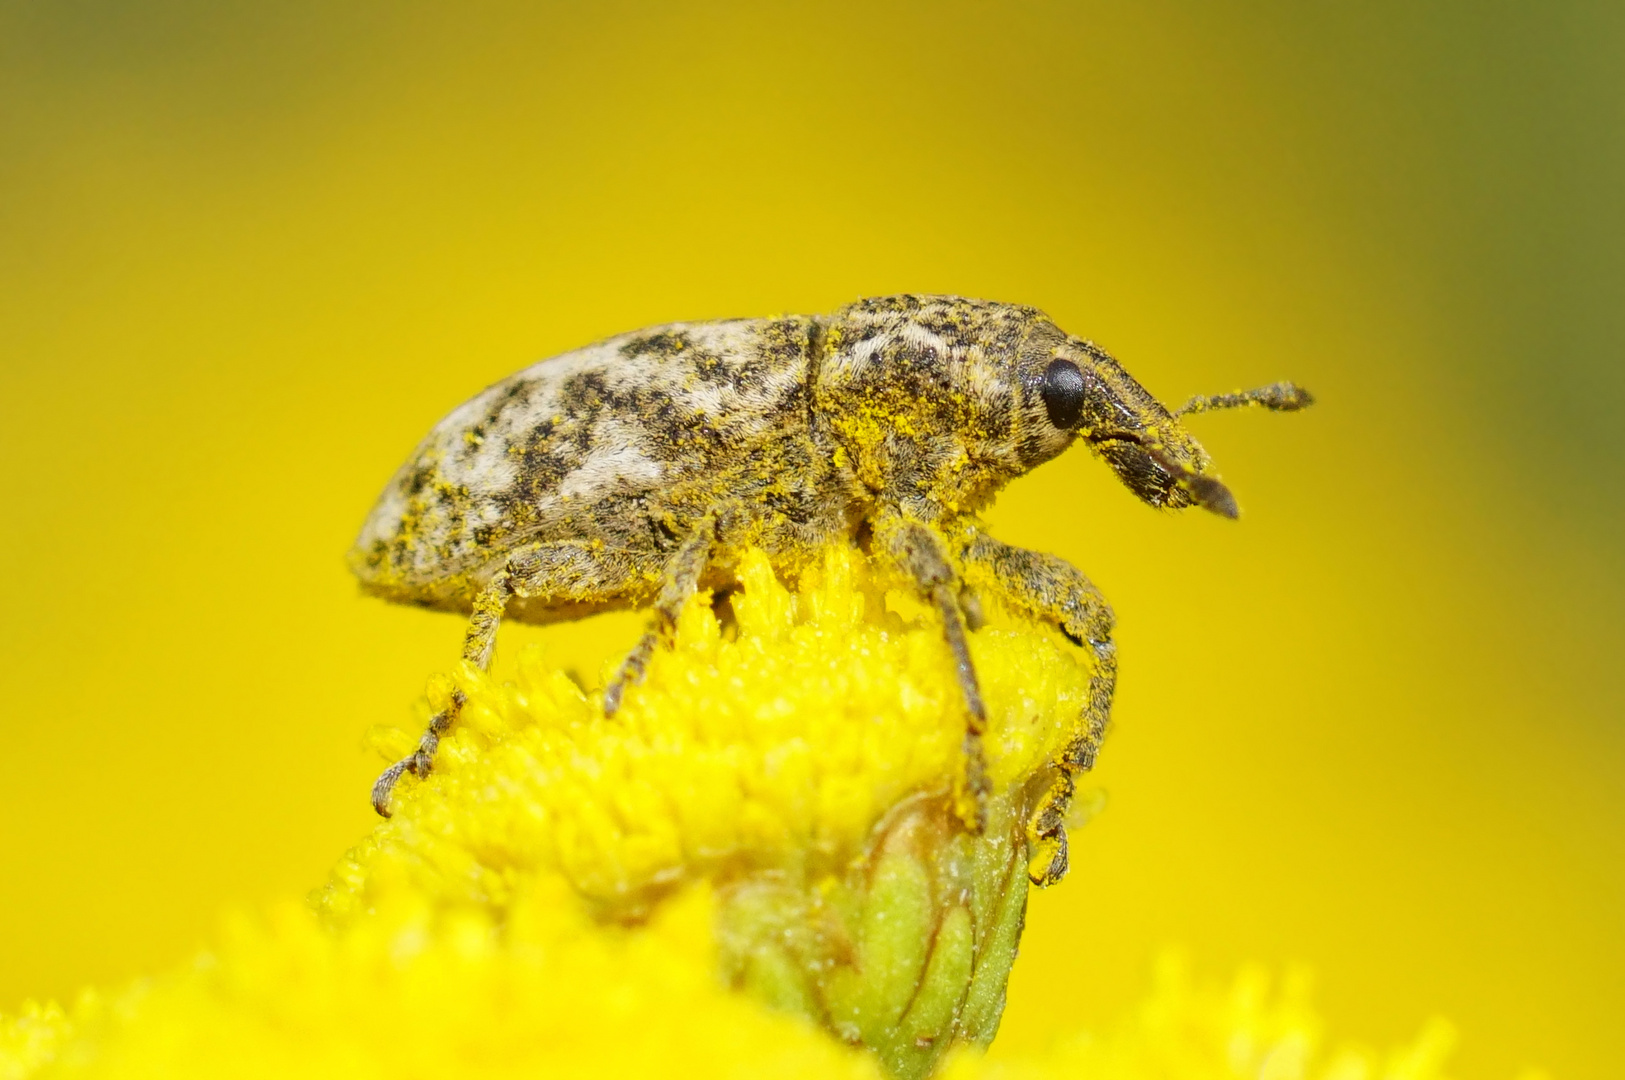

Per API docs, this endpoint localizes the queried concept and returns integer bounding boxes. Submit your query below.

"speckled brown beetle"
[351,294,1310,883]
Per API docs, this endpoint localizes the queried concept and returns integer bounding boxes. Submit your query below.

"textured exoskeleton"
[351,294,1310,884]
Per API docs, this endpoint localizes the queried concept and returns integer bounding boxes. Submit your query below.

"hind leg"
[957,530,1118,886]
[370,540,654,817]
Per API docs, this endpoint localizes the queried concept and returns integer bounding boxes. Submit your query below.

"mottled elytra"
[351,294,1311,884]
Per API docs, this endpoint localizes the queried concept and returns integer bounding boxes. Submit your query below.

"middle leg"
[603,514,724,716]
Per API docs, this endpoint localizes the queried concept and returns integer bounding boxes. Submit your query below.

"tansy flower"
[0,547,1528,1079]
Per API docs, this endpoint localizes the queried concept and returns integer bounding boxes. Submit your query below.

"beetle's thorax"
[810,296,1048,521]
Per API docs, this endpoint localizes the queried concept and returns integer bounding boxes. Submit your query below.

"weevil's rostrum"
[352,294,1310,883]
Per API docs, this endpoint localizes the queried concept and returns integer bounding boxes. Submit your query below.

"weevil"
[351,294,1311,884]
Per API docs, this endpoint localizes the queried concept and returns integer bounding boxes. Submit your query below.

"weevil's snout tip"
[1138,443,1239,518]
[1188,474,1240,519]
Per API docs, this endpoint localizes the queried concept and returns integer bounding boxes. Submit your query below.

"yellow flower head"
[317,544,1099,1078]
[0,546,1508,1079]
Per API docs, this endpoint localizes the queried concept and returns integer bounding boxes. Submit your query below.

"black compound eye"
[1041,358,1086,429]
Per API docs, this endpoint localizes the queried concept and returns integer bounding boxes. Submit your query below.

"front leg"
[872,513,991,833]
[956,529,1118,886]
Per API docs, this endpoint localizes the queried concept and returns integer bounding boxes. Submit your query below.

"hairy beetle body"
[353,294,1311,884]
[352,316,853,622]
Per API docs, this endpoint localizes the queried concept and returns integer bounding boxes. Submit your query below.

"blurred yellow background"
[2,2,1621,1077]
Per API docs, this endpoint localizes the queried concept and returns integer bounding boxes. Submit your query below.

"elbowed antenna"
[1155,380,1314,519]
[1175,381,1315,417]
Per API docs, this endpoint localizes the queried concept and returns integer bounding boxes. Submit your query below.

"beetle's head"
[1013,324,1313,518]
[816,296,1310,517]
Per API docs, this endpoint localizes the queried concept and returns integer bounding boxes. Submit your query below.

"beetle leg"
[603,518,720,717]
[956,530,1118,886]
[370,563,514,817]
[371,540,653,817]
[874,514,991,833]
